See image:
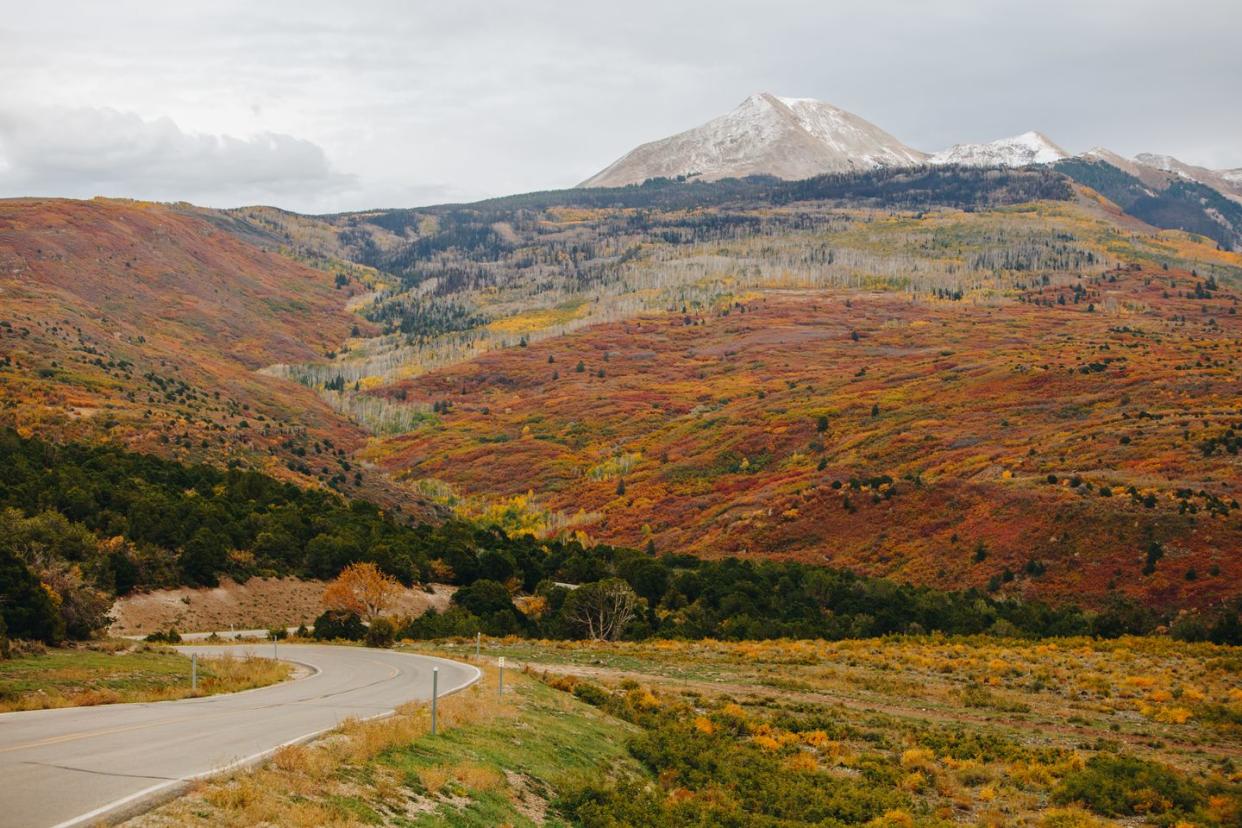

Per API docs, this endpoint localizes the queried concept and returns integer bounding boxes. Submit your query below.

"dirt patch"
[109,577,455,636]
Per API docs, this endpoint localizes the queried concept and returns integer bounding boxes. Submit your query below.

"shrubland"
[129,634,1242,827]
[3,426,1239,648]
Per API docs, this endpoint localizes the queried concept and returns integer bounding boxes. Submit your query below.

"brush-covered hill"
[193,169,1241,612]
[360,268,1240,611]
[0,197,427,512]
[3,169,1240,614]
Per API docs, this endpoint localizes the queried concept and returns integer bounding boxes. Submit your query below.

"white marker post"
[475,631,480,660]
[431,667,439,735]
[498,656,505,697]
[191,653,198,691]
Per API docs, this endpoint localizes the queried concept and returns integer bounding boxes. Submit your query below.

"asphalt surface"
[0,644,480,828]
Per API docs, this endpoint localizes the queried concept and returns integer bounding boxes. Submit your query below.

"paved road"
[0,644,480,828]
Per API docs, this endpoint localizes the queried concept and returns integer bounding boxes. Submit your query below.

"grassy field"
[0,641,293,711]
[124,636,1241,826]
[409,636,1242,826]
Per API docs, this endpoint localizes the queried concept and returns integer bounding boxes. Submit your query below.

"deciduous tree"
[322,562,401,622]
[562,578,640,641]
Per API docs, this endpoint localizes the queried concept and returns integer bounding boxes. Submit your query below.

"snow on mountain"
[928,131,1068,168]
[1080,147,1147,179]
[1134,153,1242,202]
[577,93,1241,209]
[578,93,926,188]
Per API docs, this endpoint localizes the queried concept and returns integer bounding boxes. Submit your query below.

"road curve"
[0,644,480,828]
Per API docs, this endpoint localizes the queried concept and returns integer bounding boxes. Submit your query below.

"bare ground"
[109,577,455,636]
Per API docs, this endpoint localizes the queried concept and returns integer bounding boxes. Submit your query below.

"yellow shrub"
[634,690,661,710]
[1040,806,1109,827]
[782,751,819,773]
[751,734,782,751]
[866,810,915,828]
[801,730,831,748]
[1153,706,1193,724]
[900,747,936,772]
[900,771,928,792]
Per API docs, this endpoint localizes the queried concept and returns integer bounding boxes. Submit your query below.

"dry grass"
[129,662,517,827]
[127,658,642,827]
[0,647,292,712]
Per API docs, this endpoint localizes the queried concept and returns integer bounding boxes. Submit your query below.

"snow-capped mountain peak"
[928,131,1068,168]
[579,93,926,188]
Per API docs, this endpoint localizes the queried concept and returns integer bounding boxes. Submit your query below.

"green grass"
[380,677,643,826]
[134,666,646,827]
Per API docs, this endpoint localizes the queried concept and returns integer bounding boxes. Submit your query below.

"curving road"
[0,644,480,828]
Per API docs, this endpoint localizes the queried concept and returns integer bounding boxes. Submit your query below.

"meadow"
[128,635,1242,826]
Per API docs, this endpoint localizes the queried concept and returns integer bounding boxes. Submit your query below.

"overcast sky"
[1,0,1239,213]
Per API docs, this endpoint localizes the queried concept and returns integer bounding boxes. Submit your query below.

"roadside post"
[431,668,439,735]
[499,656,505,697]
[475,631,480,659]
[191,653,198,691]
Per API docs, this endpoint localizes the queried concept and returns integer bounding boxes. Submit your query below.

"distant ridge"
[928,131,1068,167]
[581,95,1239,209]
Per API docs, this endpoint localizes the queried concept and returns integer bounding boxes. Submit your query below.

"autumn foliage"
[322,562,401,622]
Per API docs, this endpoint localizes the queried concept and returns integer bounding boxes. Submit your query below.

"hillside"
[174,177,1242,610]
[0,197,420,504]
[3,175,1240,614]
[1057,158,1242,251]
[359,268,1240,610]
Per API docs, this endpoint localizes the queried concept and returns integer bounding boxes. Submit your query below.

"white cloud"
[0,106,353,208]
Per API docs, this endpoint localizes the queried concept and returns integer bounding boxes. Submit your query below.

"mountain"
[928,131,1068,167]
[1080,147,1151,181]
[1056,156,1242,250]
[1133,152,1242,203]
[579,93,926,187]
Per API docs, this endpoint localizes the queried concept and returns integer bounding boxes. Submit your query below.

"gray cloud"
[0,106,353,207]
[0,0,1238,211]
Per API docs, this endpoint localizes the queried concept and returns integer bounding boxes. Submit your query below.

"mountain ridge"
[579,94,1239,211]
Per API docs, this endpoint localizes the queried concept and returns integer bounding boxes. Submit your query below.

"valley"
[2,166,1239,618]
[5,5,1242,826]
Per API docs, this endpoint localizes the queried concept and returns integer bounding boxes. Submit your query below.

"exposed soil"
[109,577,455,636]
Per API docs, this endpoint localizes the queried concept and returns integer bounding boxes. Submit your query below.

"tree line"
[1,429,1237,648]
